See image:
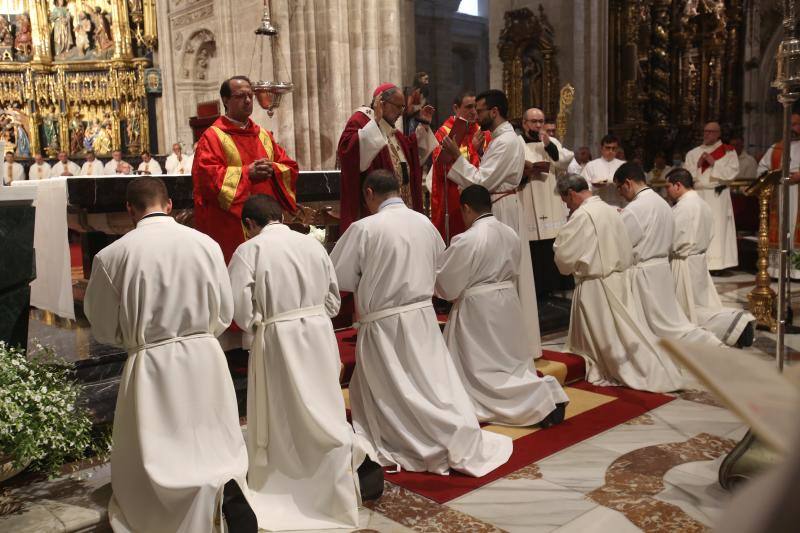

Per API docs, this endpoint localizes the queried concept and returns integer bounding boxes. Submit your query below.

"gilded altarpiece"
[498,7,560,122]
[609,0,745,164]
[0,0,157,158]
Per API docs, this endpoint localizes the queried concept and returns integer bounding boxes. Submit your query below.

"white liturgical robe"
[165,153,193,174]
[447,120,542,359]
[519,138,569,241]
[554,196,684,392]
[50,159,80,177]
[138,159,163,175]
[1,161,24,184]
[622,187,722,346]
[581,157,626,207]
[28,161,51,180]
[737,152,758,180]
[228,223,363,531]
[436,214,568,426]
[84,216,249,533]
[331,200,512,476]
[104,158,129,175]
[80,159,104,176]
[684,141,740,270]
[671,190,755,345]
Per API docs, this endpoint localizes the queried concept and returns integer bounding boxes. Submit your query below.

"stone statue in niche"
[14,14,33,58]
[51,0,74,57]
[195,47,210,80]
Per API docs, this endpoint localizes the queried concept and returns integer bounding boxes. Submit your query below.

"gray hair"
[556,174,589,196]
[380,87,400,101]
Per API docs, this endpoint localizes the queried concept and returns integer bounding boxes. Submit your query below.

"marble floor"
[1,271,794,533]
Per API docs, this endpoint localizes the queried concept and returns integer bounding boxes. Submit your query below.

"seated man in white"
[2,151,24,184]
[436,184,568,427]
[613,162,723,347]
[50,151,81,177]
[165,142,192,174]
[104,150,129,174]
[80,150,104,176]
[331,169,512,476]
[28,153,51,180]
[84,177,256,533]
[137,151,163,175]
[228,195,375,531]
[666,168,756,347]
[554,174,684,393]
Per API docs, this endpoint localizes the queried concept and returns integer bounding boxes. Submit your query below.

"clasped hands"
[248,158,274,182]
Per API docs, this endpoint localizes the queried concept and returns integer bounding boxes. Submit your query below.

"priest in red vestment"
[336,83,437,233]
[429,91,491,242]
[193,75,299,262]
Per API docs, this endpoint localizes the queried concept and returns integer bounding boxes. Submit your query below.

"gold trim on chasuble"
[258,129,296,203]
[211,126,243,211]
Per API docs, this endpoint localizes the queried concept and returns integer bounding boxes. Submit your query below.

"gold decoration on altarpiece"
[498,6,561,123]
[0,0,158,159]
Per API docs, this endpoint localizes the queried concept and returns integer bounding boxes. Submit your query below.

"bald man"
[683,122,739,271]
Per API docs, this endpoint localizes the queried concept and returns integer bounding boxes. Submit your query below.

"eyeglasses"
[383,100,406,111]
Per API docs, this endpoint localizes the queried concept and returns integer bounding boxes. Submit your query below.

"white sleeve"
[323,250,342,317]
[228,250,257,333]
[415,124,438,163]
[434,235,471,301]
[357,119,388,172]
[758,148,772,175]
[447,134,523,191]
[708,149,739,183]
[620,207,645,250]
[84,256,123,347]
[330,224,364,293]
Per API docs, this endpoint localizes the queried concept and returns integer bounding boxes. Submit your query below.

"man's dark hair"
[556,174,589,195]
[453,90,476,107]
[601,134,620,146]
[242,194,283,226]
[220,76,252,99]
[476,89,509,119]
[362,169,399,195]
[666,168,694,189]
[613,161,646,185]
[126,176,169,211]
[459,185,492,213]
[141,150,150,156]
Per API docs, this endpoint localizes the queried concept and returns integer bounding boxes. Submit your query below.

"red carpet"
[540,349,586,384]
[70,242,82,269]
[384,382,674,503]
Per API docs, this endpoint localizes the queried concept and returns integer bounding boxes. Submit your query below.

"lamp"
[252,0,293,117]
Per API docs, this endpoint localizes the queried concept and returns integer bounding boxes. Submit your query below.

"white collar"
[379,197,405,211]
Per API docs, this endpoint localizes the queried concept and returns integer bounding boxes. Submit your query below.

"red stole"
[193,116,298,262]
[430,116,490,240]
[765,141,800,248]
[698,143,734,173]
[336,110,423,234]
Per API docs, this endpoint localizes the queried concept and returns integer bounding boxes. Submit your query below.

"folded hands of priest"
[248,158,274,182]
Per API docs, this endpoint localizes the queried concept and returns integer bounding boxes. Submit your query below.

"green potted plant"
[0,341,96,480]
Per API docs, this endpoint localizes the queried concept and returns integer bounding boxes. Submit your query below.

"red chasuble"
[336,109,423,233]
[430,116,490,241]
[192,116,298,262]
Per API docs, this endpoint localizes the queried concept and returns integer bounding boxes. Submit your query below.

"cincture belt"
[671,251,705,261]
[126,332,215,354]
[258,304,326,326]
[490,190,517,204]
[633,256,669,268]
[354,300,432,328]
[462,280,515,299]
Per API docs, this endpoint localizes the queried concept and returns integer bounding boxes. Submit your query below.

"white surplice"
[435,214,568,426]
[28,162,51,180]
[1,161,24,184]
[165,153,193,175]
[737,151,759,180]
[138,159,163,175]
[104,158,130,175]
[567,158,586,175]
[519,138,569,241]
[759,141,800,278]
[447,120,542,359]
[50,160,81,177]
[671,190,755,345]
[581,157,626,207]
[621,187,722,346]
[84,216,249,533]
[554,196,684,392]
[331,200,512,476]
[228,223,362,531]
[80,159,105,176]
[684,141,740,270]
[356,107,437,172]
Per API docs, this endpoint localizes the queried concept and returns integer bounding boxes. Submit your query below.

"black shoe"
[736,321,755,348]
[222,479,258,533]
[357,455,384,501]
[539,402,567,429]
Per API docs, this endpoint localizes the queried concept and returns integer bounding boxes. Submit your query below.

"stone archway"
[180,29,218,82]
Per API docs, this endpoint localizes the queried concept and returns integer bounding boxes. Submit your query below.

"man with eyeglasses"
[337,82,437,234]
[192,75,299,263]
[683,121,739,272]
